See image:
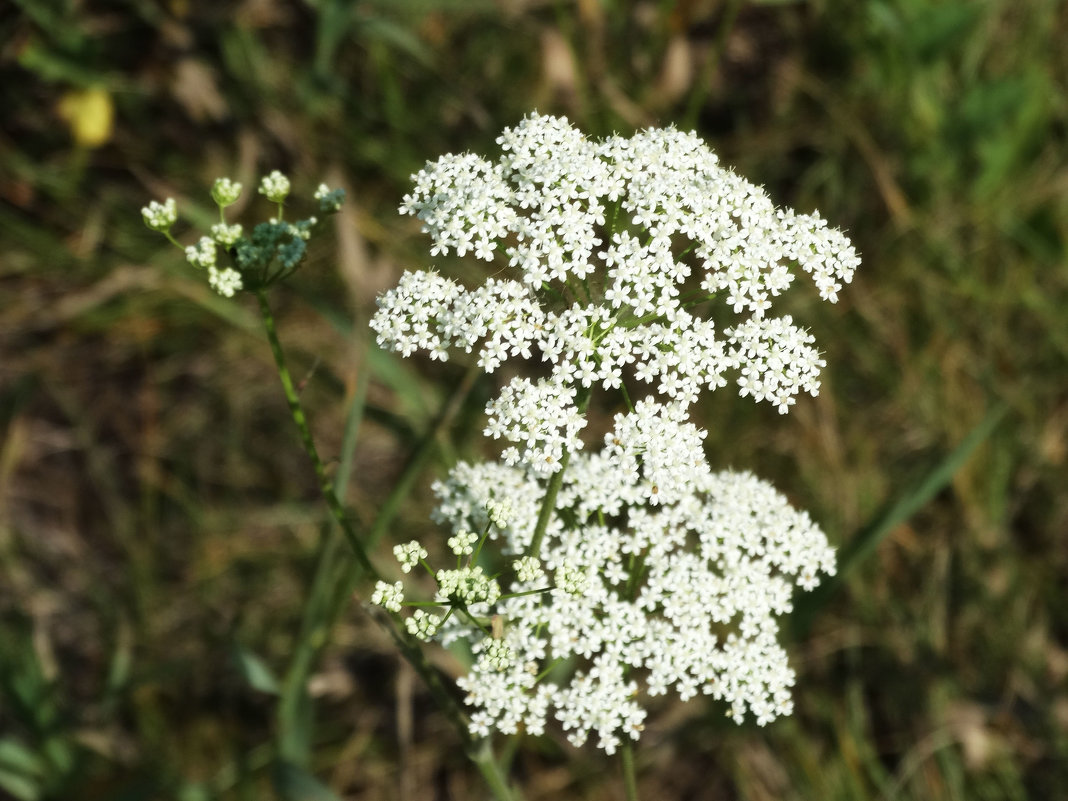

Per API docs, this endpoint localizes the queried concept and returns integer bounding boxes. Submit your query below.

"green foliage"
[2,0,1066,798]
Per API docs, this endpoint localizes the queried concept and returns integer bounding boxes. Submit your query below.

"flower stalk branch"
[256,289,377,579]
[369,114,857,756]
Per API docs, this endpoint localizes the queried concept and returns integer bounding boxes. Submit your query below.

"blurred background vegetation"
[1,0,1066,799]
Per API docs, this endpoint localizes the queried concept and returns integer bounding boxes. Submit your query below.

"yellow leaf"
[57,86,114,148]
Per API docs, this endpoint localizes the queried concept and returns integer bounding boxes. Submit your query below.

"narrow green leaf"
[0,768,41,801]
[0,740,45,779]
[273,761,343,801]
[791,402,1008,635]
[358,16,435,67]
[233,645,281,696]
[334,354,371,501]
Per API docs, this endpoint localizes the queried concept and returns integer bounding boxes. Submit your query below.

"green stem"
[526,388,590,558]
[471,738,521,801]
[620,741,640,801]
[526,450,570,559]
[255,290,377,580]
[681,0,744,131]
[276,528,344,765]
[376,612,521,801]
[254,307,516,795]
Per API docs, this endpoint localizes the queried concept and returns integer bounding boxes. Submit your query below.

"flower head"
[185,236,217,269]
[211,177,242,208]
[211,222,243,247]
[381,398,837,751]
[427,423,834,751]
[207,265,242,298]
[373,114,860,477]
[373,117,855,752]
[141,198,177,232]
[258,170,291,203]
[144,173,344,298]
[314,183,346,213]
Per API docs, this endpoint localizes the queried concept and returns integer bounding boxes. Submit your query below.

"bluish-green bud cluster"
[141,172,345,297]
[235,220,309,283]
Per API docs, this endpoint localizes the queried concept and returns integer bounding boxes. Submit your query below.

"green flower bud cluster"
[141,172,346,298]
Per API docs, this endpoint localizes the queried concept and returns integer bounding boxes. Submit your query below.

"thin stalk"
[681,0,744,131]
[620,741,640,801]
[254,306,516,796]
[255,290,377,580]
[276,528,344,765]
[471,738,520,801]
[526,388,590,558]
[526,450,571,559]
[276,353,369,766]
[375,612,521,801]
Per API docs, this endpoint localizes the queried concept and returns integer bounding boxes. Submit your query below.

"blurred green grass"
[1,0,1066,799]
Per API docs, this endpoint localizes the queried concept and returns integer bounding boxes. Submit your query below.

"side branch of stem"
[256,290,377,580]
[526,387,591,558]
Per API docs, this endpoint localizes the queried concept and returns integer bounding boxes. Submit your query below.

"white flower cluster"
[142,198,177,232]
[484,378,587,475]
[185,236,217,268]
[211,222,243,247]
[370,401,835,753]
[368,116,855,753]
[373,114,858,426]
[207,265,243,298]
[447,530,478,556]
[414,404,832,753]
[259,170,291,203]
[142,175,345,299]
[393,540,428,573]
[212,177,242,207]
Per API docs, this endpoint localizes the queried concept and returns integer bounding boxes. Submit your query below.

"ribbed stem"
[621,741,640,801]
[526,388,591,558]
[256,295,517,799]
[256,290,377,580]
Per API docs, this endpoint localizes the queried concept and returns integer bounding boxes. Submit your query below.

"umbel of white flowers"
[141,174,346,297]
[372,113,859,477]
[370,113,857,753]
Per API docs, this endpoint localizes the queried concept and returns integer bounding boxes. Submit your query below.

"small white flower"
[483,639,517,671]
[436,566,501,606]
[447,530,478,557]
[487,499,513,529]
[371,580,405,613]
[185,236,216,268]
[141,198,177,232]
[210,222,243,247]
[405,610,442,640]
[393,540,428,573]
[258,170,291,203]
[554,561,589,596]
[211,177,242,207]
[207,266,243,297]
[513,556,543,584]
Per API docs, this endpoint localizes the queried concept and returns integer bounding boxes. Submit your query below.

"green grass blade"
[273,761,343,801]
[791,401,1009,636]
[233,644,282,696]
[334,353,371,501]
